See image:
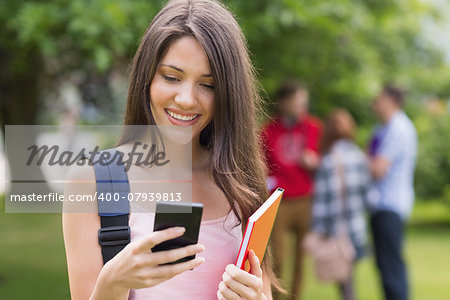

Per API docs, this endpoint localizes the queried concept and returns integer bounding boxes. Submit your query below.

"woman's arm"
[63,164,205,300]
[63,210,106,299]
[63,163,105,299]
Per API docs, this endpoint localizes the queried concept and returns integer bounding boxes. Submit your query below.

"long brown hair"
[118,0,280,289]
[321,109,356,153]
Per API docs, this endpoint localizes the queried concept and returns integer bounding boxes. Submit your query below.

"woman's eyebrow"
[161,64,183,72]
[160,64,212,77]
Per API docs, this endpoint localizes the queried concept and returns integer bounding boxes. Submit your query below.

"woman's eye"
[201,84,214,91]
[163,75,179,83]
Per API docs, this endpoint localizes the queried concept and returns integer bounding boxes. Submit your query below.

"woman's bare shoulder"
[63,159,97,213]
[66,158,96,180]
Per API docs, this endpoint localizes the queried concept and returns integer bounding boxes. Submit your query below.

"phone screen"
[151,202,203,264]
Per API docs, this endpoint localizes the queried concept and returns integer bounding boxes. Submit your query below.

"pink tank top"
[128,205,242,299]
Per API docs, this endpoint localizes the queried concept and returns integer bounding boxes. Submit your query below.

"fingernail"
[197,244,205,252]
[225,264,234,272]
[175,227,185,234]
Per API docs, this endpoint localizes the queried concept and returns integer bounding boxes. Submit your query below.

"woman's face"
[150,36,215,143]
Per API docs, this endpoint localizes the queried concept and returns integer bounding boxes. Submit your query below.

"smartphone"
[152,202,203,264]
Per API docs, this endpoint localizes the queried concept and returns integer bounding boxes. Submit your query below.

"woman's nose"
[174,83,196,110]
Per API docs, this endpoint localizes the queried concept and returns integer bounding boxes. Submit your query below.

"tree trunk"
[0,39,51,202]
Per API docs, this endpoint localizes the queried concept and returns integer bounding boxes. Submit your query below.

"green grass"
[295,223,450,300]
[280,201,450,300]
[0,197,70,299]
[1,196,449,299]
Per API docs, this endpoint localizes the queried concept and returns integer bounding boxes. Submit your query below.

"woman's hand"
[217,250,267,300]
[93,227,205,298]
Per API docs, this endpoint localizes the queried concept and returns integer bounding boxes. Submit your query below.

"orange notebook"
[235,187,284,272]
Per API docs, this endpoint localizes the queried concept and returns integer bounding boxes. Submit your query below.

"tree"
[0,0,162,129]
[230,0,450,122]
[1,0,449,201]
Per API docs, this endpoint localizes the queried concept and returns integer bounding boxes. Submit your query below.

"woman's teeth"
[166,109,198,121]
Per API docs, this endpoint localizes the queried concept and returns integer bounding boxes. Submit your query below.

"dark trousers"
[370,211,408,300]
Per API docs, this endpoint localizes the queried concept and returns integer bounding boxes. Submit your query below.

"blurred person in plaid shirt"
[312,109,371,300]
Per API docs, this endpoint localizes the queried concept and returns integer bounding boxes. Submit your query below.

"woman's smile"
[165,108,200,126]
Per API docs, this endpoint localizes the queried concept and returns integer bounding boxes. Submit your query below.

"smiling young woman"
[63,0,281,299]
[149,36,215,136]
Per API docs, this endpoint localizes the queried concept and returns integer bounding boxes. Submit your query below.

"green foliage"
[3,0,448,101]
[414,110,450,204]
[2,0,160,73]
[2,0,450,200]
[229,0,450,124]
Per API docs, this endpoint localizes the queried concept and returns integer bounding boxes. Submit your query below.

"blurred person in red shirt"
[261,80,322,300]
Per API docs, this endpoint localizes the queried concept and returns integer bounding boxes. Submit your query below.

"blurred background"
[1,0,449,299]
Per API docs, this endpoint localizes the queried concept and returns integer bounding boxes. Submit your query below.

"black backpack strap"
[82,149,131,264]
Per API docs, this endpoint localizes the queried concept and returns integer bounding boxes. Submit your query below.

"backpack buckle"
[98,226,130,246]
